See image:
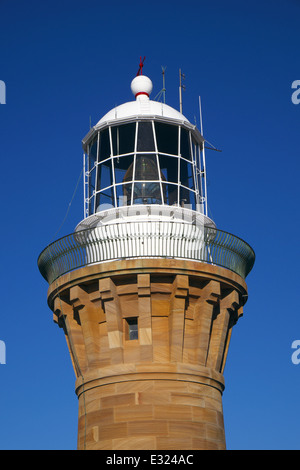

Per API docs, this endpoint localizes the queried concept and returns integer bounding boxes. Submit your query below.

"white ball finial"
[131,75,153,99]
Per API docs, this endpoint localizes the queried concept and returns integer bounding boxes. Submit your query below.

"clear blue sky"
[0,0,299,450]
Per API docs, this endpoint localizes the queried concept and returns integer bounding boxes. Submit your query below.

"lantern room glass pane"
[137,121,155,151]
[154,122,178,155]
[180,128,192,160]
[179,186,190,207]
[114,155,134,184]
[116,184,130,206]
[179,187,196,209]
[96,188,114,211]
[89,136,98,166]
[189,190,196,210]
[132,182,162,205]
[98,128,110,162]
[97,159,113,191]
[89,166,96,198]
[159,155,178,184]
[180,159,194,189]
[110,126,118,155]
[161,183,178,205]
[88,196,95,215]
[134,155,159,181]
[121,183,133,205]
[111,123,136,155]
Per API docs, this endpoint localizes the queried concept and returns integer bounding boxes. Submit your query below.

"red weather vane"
[137,56,146,76]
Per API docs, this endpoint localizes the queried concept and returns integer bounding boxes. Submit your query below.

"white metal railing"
[38,220,255,284]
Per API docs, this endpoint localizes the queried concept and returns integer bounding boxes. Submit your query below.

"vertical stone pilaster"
[219,290,241,374]
[69,286,102,369]
[193,280,220,366]
[99,278,123,364]
[137,274,153,361]
[53,296,88,377]
[169,275,189,362]
[206,290,240,372]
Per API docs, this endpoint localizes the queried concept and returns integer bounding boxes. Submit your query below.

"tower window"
[125,317,138,341]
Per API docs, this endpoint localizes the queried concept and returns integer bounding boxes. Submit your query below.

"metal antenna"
[154,66,167,103]
[198,96,222,217]
[199,96,208,216]
[162,66,166,103]
[199,96,204,136]
[179,69,185,113]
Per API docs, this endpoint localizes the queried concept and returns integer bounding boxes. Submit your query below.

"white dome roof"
[95,75,190,128]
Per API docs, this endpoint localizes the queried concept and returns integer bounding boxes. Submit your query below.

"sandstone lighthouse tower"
[38,65,255,450]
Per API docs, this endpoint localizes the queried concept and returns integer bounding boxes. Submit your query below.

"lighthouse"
[38,66,255,450]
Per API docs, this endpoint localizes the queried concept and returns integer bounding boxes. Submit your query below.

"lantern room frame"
[82,116,208,219]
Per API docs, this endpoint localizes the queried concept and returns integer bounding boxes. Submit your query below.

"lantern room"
[80,74,211,230]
